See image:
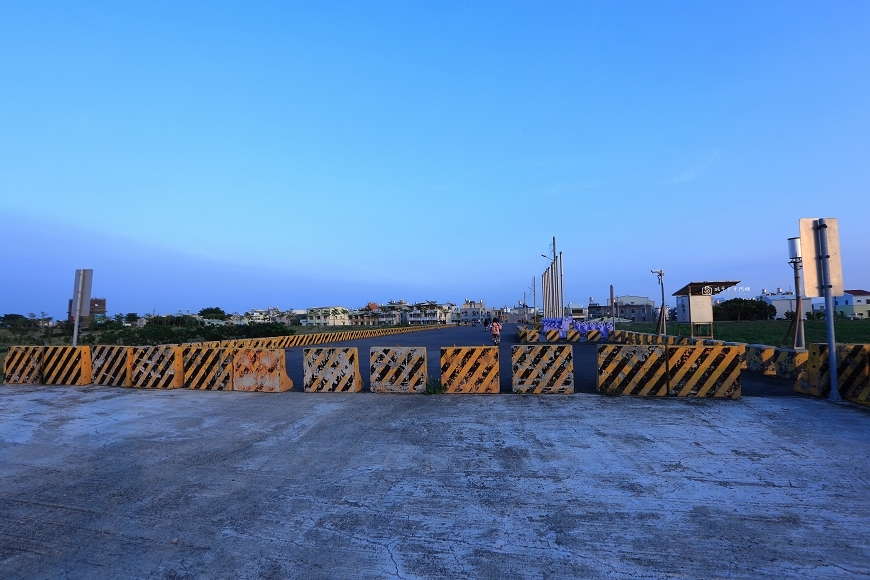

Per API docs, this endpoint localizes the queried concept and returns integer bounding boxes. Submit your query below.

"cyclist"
[490,317,502,346]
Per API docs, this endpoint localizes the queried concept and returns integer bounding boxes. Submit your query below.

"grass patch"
[425,377,446,395]
[618,320,870,346]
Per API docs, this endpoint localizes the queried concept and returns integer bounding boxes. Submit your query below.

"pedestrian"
[490,317,502,346]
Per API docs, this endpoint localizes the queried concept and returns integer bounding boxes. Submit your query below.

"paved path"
[2,375,869,578]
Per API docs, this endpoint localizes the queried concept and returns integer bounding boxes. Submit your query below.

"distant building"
[833,290,870,319]
[564,302,586,320]
[305,307,350,327]
[586,298,610,320]
[757,289,813,320]
[614,295,655,322]
[459,300,489,324]
[67,297,107,323]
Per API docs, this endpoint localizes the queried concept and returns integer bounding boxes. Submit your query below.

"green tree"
[125,312,139,324]
[713,298,777,321]
[198,307,228,320]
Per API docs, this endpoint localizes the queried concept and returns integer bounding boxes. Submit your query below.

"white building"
[305,307,350,327]
[459,300,490,324]
[757,289,813,320]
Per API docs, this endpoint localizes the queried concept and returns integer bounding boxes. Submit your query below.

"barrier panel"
[91,346,132,387]
[524,328,539,343]
[183,346,233,390]
[369,347,427,394]
[42,346,92,386]
[610,330,625,344]
[440,347,499,393]
[587,329,604,343]
[667,345,741,398]
[130,346,184,389]
[543,330,560,343]
[597,345,668,396]
[771,348,807,382]
[3,346,43,384]
[566,329,582,343]
[516,326,527,343]
[512,345,573,394]
[745,345,776,376]
[795,343,870,400]
[232,349,292,392]
[303,347,363,392]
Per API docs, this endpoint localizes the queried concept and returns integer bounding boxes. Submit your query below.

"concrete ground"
[1,325,869,579]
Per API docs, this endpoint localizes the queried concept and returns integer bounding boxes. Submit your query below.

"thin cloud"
[664,150,721,183]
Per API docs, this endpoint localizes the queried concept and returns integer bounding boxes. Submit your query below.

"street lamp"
[787,237,806,349]
[651,270,666,335]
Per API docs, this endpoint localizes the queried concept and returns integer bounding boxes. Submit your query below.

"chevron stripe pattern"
[303,347,363,392]
[587,329,603,343]
[183,346,232,390]
[796,343,870,401]
[667,346,741,398]
[745,345,776,375]
[440,347,499,393]
[91,346,131,386]
[3,346,42,384]
[773,348,808,381]
[129,346,183,389]
[369,347,427,393]
[597,345,668,396]
[511,345,573,394]
[42,346,92,386]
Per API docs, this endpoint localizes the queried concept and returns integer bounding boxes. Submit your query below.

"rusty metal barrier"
[512,345,573,394]
[3,346,43,384]
[369,347,427,394]
[233,349,293,392]
[303,347,363,392]
[42,346,92,386]
[440,347,499,393]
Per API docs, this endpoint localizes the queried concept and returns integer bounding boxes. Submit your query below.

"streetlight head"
[541,254,549,259]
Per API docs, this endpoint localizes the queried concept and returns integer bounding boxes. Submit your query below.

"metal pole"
[817,218,840,401]
[559,252,564,318]
[660,272,667,335]
[72,270,84,347]
[793,260,805,349]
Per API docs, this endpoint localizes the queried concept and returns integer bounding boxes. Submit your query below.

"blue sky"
[2,1,868,318]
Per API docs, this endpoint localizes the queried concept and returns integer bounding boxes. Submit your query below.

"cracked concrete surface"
[2,377,870,579]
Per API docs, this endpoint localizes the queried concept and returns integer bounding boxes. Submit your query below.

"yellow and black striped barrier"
[440,347,499,393]
[42,346,92,386]
[773,348,807,381]
[91,345,132,387]
[129,346,184,389]
[597,345,668,396]
[516,326,527,343]
[303,347,363,392]
[511,345,573,394]
[544,330,560,343]
[524,328,539,343]
[3,346,43,384]
[182,346,232,390]
[587,329,603,343]
[745,345,776,376]
[667,345,741,398]
[795,343,870,400]
[233,349,293,392]
[369,347,427,394]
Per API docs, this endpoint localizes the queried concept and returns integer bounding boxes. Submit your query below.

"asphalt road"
[1,326,859,580]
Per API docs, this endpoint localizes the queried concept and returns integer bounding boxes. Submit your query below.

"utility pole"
[652,270,666,335]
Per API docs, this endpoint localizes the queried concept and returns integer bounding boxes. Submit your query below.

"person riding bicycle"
[490,317,502,345]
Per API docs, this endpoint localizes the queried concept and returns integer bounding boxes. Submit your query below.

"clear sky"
[2,1,868,319]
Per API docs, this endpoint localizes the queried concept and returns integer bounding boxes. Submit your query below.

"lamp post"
[787,237,806,349]
[651,269,666,335]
